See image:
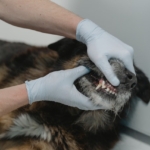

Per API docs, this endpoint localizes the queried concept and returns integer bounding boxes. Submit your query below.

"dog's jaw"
[77,76,131,114]
[73,57,133,132]
[75,57,132,114]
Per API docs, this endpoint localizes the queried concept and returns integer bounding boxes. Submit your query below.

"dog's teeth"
[102,81,106,88]
[96,84,100,90]
[96,83,102,90]
[109,91,111,94]
[102,85,106,89]
[102,81,105,85]
[106,88,110,92]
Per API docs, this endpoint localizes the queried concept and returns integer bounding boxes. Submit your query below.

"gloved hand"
[25,66,100,110]
[76,19,135,86]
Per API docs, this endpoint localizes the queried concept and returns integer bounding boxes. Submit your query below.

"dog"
[0,38,149,150]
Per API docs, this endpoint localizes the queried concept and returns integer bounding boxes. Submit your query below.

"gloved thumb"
[69,66,90,82]
[71,85,102,110]
[94,56,120,86]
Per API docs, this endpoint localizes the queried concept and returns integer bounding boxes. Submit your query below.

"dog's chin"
[75,110,116,133]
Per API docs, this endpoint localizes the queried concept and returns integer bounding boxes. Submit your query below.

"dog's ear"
[134,66,150,103]
[48,38,86,59]
[48,38,67,53]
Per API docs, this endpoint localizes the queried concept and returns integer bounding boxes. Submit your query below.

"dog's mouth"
[75,57,133,112]
[89,71,117,97]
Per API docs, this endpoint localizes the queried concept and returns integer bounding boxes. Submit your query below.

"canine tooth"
[96,83,102,90]
[96,84,100,90]
[102,81,105,85]
[102,81,106,88]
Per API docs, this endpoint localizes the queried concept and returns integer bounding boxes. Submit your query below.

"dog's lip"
[87,71,118,96]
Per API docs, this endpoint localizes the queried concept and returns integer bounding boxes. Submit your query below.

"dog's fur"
[0,38,149,150]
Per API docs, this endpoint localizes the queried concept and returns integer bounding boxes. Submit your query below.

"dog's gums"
[89,72,117,95]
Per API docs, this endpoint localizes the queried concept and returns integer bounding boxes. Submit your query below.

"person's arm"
[0,0,81,39]
[0,0,135,86]
[0,0,135,116]
[0,84,28,117]
[0,66,101,116]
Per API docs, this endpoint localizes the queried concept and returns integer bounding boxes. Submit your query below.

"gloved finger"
[121,42,134,55]
[122,57,136,75]
[94,56,120,86]
[68,66,90,82]
[71,85,102,110]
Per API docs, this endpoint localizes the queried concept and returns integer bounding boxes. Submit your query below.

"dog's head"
[76,58,136,113]
[48,38,150,132]
[49,38,149,107]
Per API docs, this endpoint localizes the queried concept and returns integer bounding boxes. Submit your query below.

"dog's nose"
[125,71,137,89]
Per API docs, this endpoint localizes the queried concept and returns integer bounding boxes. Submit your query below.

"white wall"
[0,0,150,136]
[0,20,62,46]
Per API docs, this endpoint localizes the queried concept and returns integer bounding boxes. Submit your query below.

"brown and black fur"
[0,38,149,150]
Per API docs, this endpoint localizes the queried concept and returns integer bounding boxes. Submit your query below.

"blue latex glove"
[25,66,101,110]
[76,19,135,86]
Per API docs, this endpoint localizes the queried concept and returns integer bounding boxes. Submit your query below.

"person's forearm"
[0,84,28,116]
[0,0,82,39]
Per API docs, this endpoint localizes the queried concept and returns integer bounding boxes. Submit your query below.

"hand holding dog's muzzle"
[25,66,101,110]
[76,19,135,86]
